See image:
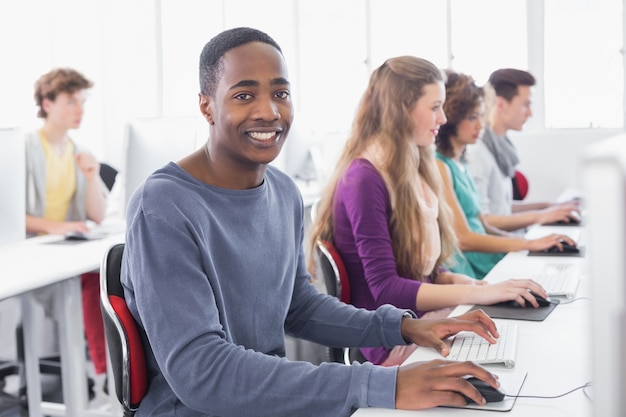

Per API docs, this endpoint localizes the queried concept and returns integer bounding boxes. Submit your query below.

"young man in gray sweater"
[122,27,501,417]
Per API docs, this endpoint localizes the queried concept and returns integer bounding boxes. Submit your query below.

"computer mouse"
[556,211,581,225]
[560,241,580,253]
[462,377,506,403]
[546,240,579,254]
[506,291,552,308]
[556,218,579,225]
[64,231,89,241]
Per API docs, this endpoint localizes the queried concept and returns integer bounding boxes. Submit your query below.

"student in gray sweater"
[122,27,501,417]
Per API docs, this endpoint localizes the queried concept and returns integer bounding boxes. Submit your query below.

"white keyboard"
[534,263,581,299]
[447,323,518,368]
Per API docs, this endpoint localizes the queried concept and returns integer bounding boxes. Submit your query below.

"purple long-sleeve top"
[333,159,435,364]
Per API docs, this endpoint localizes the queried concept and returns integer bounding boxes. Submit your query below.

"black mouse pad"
[527,247,585,257]
[468,299,560,321]
[542,221,582,227]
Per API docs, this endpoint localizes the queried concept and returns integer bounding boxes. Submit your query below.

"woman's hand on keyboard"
[400,309,499,357]
[395,359,500,409]
[475,279,548,308]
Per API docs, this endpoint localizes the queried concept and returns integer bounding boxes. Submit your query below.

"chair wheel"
[87,376,96,401]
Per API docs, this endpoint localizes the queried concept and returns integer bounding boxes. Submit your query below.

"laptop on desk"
[47,219,126,245]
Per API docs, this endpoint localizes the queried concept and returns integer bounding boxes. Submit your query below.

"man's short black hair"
[199,27,282,96]
[488,68,536,102]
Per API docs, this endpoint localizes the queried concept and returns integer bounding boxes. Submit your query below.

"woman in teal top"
[434,70,568,279]
[436,152,505,278]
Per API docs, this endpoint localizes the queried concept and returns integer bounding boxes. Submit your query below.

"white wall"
[511,129,622,202]
[285,127,623,205]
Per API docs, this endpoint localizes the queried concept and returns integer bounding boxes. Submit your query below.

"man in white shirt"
[465,68,579,234]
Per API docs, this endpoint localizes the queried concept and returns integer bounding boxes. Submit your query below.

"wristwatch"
[402,311,416,319]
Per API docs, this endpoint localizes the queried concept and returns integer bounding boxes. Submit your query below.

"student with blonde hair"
[309,57,547,366]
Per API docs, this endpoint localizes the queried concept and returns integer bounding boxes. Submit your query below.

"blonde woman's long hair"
[482,81,497,129]
[308,56,458,281]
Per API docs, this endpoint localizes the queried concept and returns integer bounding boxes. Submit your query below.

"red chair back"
[316,240,351,304]
[513,170,529,200]
[100,243,147,416]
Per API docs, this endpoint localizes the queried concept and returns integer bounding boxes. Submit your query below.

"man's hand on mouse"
[539,201,581,225]
[395,360,501,409]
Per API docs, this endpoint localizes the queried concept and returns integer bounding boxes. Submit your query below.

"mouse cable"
[504,381,592,400]
[557,296,591,304]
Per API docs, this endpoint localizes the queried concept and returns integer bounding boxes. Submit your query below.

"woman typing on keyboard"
[309,56,547,367]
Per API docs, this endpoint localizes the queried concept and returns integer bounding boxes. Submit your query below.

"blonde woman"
[309,56,547,366]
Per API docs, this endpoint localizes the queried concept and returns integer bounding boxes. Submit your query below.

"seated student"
[464,68,579,232]
[435,70,575,279]
[25,68,110,383]
[122,27,508,416]
[308,55,548,367]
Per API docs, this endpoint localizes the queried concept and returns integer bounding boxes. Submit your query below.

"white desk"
[353,224,593,416]
[0,231,124,417]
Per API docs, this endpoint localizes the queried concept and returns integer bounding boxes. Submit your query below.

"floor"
[0,361,111,417]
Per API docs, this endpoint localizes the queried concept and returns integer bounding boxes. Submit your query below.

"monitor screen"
[581,133,626,417]
[121,116,206,215]
[0,127,25,248]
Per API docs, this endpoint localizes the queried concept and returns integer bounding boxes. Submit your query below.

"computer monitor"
[122,116,206,215]
[581,133,626,417]
[0,127,25,248]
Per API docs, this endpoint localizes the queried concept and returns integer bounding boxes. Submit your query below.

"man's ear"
[198,93,214,125]
[495,96,507,112]
[42,97,53,115]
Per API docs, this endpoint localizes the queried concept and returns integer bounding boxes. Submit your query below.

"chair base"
[328,347,367,365]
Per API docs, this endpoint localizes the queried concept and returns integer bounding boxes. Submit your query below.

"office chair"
[316,240,351,304]
[100,243,147,417]
[0,362,21,415]
[512,170,529,201]
[315,240,366,365]
[99,162,118,192]
[0,360,19,400]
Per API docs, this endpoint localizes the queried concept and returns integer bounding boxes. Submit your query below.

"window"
[449,0,528,86]
[368,0,448,70]
[0,0,623,169]
[297,0,369,134]
[544,0,623,128]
